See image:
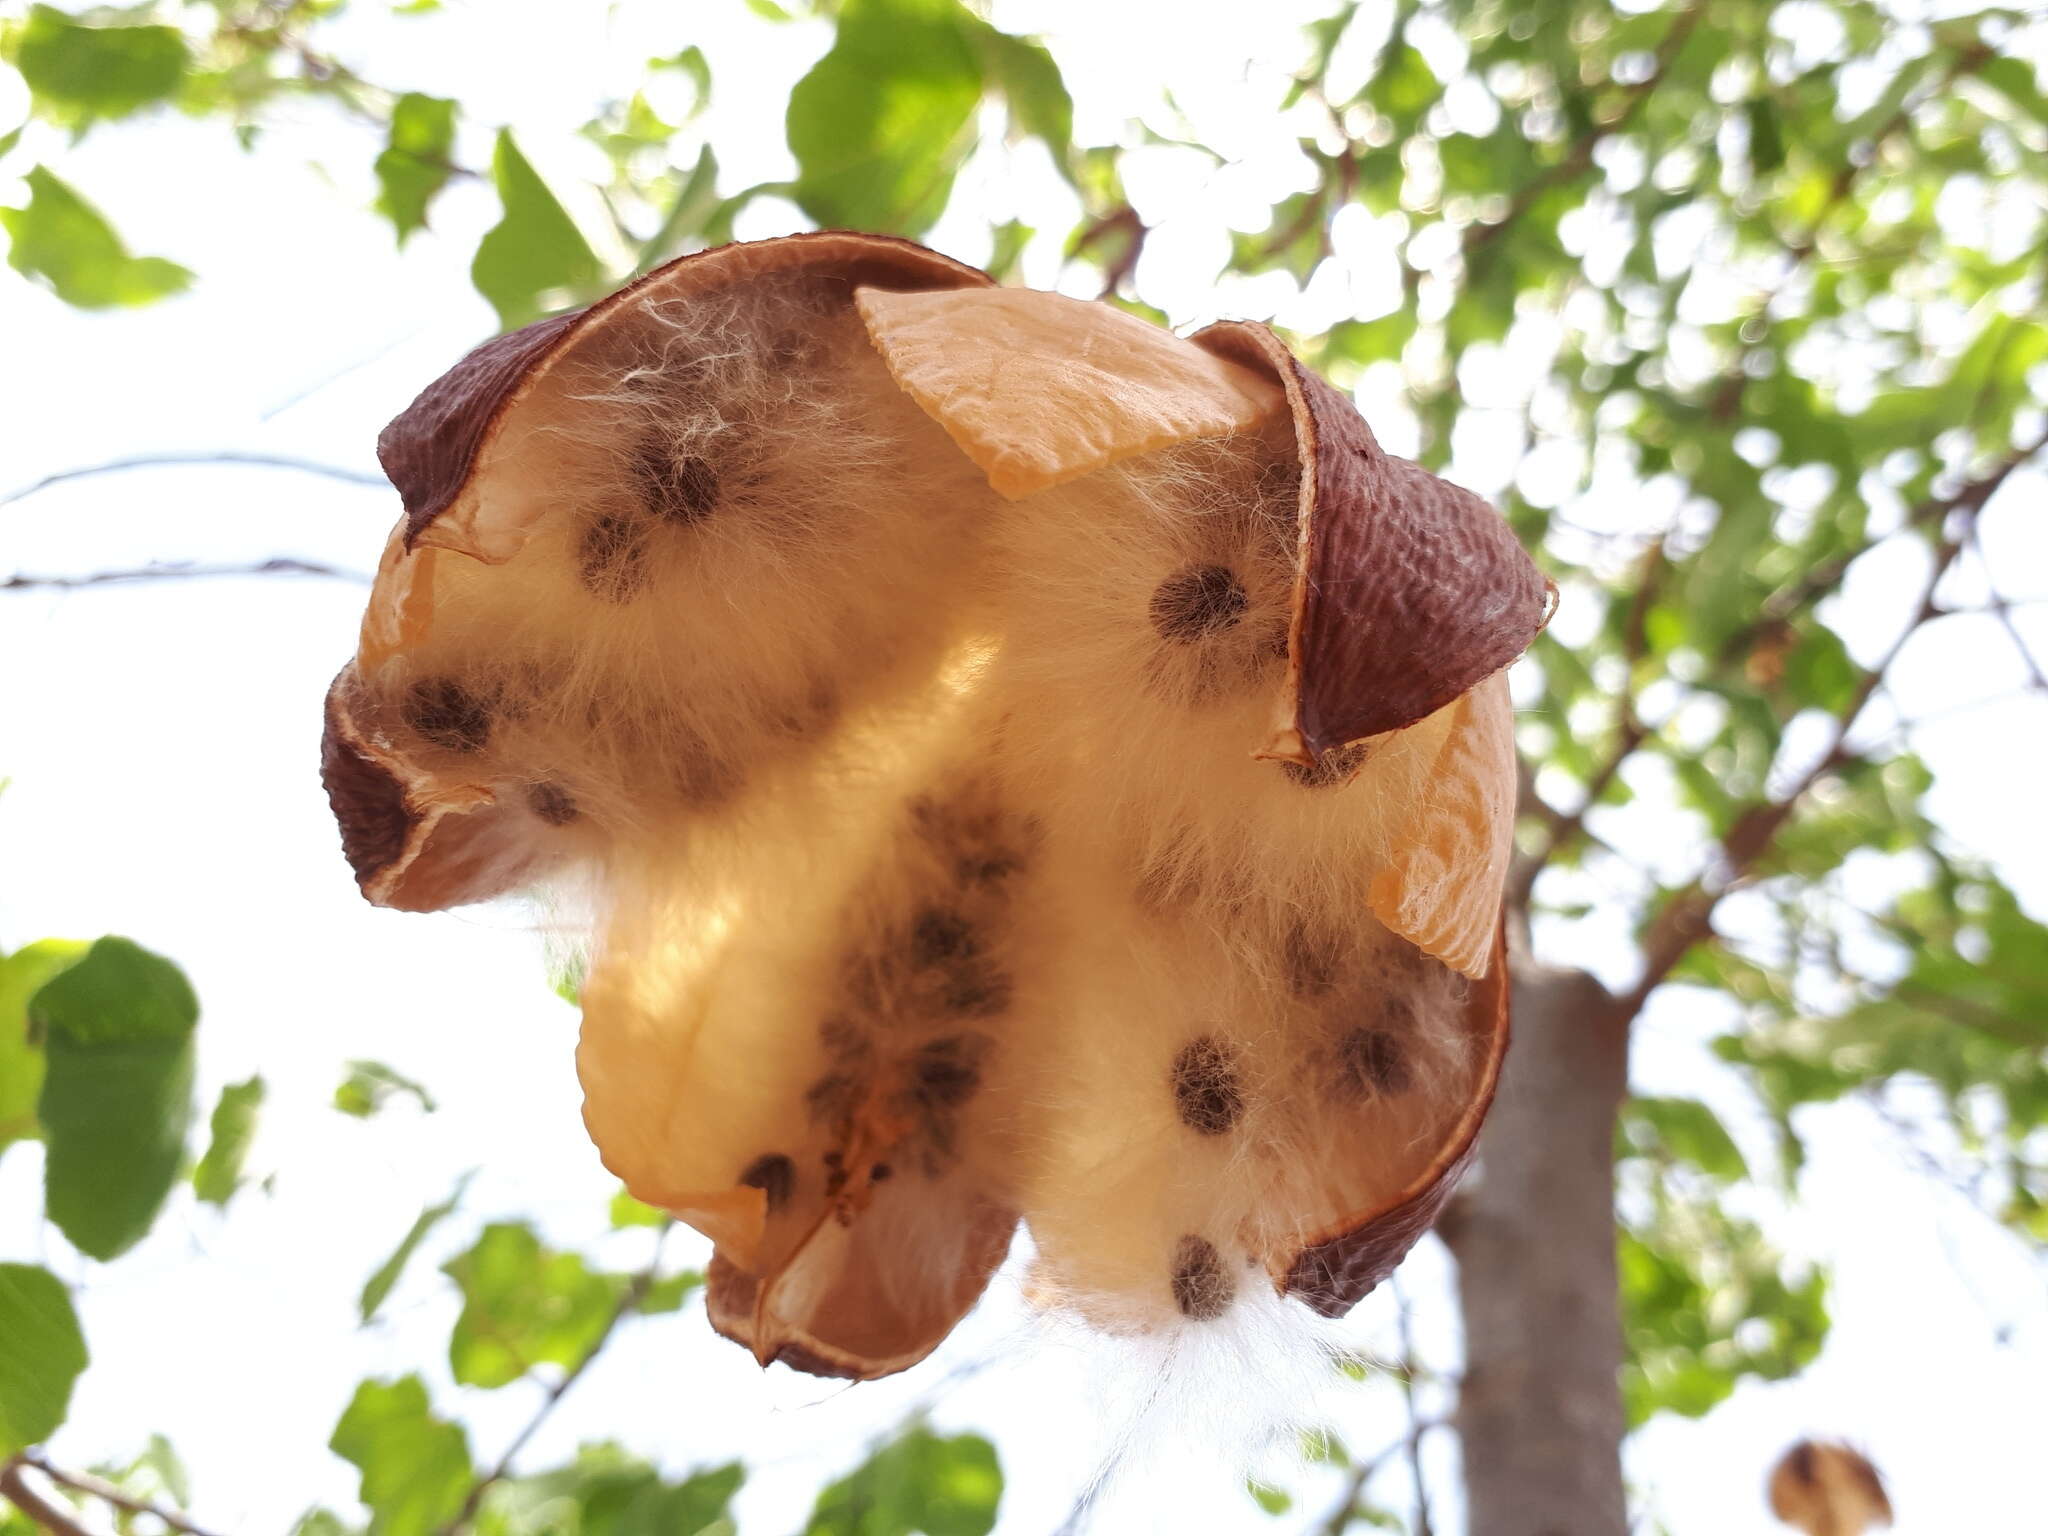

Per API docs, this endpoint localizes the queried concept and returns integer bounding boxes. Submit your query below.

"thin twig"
[0,1459,93,1536]
[1518,427,2045,902]
[1,453,385,510]
[12,1450,224,1536]
[1312,1418,1447,1536]
[1072,205,1149,299]
[1604,431,2046,1028]
[441,1225,671,1532]
[1465,2,1704,256]
[5,558,373,591]
[1390,1279,1434,1536]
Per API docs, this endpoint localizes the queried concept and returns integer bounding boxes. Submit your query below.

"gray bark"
[1442,956,1630,1536]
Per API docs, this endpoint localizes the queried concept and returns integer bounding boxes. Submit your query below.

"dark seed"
[403,677,493,753]
[869,1162,893,1182]
[1170,1036,1245,1136]
[577,510,652,602]
[1335,1026,1412,1099]
[739,1152,795,1212]
[1170,1234,1234,1321]
[819,1015,870,1064]
[1150,564,1249,642]
[526,781,578,826]
[1283,741,1372,789]
[910,1034,987,1111]
[943,964,1012,1018]
[634,437,720,525]
[805,1072,860,1125]
[673,735,741,806]
[912,908,976,966]
[1284,922,1341,997]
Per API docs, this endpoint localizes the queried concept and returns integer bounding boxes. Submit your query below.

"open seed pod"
[321,233,1548,1378]
[1768,1441,1894,1535]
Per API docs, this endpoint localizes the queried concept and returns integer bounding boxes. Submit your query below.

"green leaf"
[1,166,192,309]
[549,953,587,1008]
[0,1263,88,1457]
[291,1510,355,1536]
[330,1377,473,1536]
[442,1223,625,1388]
[471,130,604,331]
[608,1187,667,1228]
[786,0,985,236]
[805,1428,1003,1536]
[192,1075,265,1207]
[373,93,458,245]
[359,1174,472,1324]
[335,1059,436,1118]
[12,5,189,126]
[0,940,87,1155]
[1623,1096,1749,1181]
[473,1444,742,1536]
[32,936,200,1260]
[1246,1479,1292,1515]
[636,1269,703,1315]
[661,45,712,112]
[91,1433,192,1509]
[969,25,1072,167]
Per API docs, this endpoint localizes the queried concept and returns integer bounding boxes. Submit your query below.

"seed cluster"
[329,247,1519,1372]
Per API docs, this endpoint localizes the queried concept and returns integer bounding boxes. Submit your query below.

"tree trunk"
[1442,954,1631,1536]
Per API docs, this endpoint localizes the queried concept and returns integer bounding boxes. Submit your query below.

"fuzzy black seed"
[403,677,493,753]
[1170,1234,1234,1321]
[1171,1036,1245,1136]
[577,510,652,602]
[910,1035,987,1111]
[943,965,1012,1018]
[1150,563,1249,642]
[634,437,721,525]
[1335,1026,1412,1099]
[526,781,579,826]
[805,1072,860,1125]
[912,908,975,965]
[739,1152,795,1212]
[1284,922,1341,997]
[672,737,741,806]
[1283,741,1372,789]
[869,1162,893,1183]
[819,1015,870,1064]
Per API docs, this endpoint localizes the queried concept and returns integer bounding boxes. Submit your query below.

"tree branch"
[1604,428,2046,1028]
[1,453,385,510]
[1510,540,1665,909]
[1390,1279,1435,1536]
[1465,1,1704,256]
[11,1451,223,1536]
[1312,1418,1447,1536]
[5,558,373,591]
[442,1226,670,1532]
[0,1459,93,1536]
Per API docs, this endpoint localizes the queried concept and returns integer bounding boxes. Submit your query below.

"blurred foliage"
[5,0,2048,1531]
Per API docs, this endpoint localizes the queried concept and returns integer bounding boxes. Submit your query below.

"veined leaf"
[1,167,192,309]
[0,1263,88,1457]
[471,130,604,331]
[330,1377,472,1536]
[32,936,200,1260]
[193,1075,265,1207]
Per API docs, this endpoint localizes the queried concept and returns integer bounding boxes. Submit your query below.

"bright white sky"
[2,2,2045,1533]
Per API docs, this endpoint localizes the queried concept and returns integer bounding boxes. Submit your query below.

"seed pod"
[1768,1441,1893,1535]
[321,234,1548,1379]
